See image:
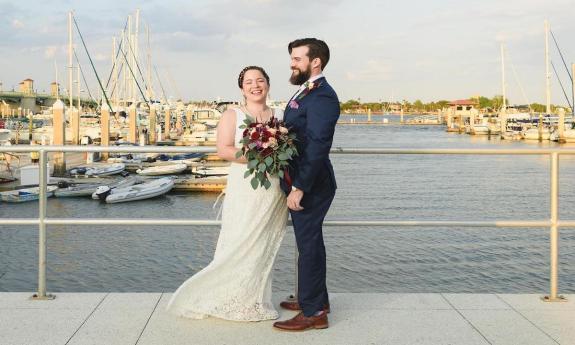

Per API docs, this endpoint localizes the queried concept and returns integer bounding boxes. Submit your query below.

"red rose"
[261,131,270,142]
[261,147,273,157]
[251,131,260,140]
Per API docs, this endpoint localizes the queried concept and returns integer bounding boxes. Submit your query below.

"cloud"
[346,60,393,82]
[44,46,58,59]
[11,19,24,29]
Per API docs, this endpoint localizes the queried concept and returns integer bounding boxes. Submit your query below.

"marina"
[1,4,575,344]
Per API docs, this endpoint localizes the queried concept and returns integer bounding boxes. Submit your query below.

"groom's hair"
[288,38,330,70]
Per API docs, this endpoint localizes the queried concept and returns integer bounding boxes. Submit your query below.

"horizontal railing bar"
[43,219,222,226]
[323,220,554,227]
[331,148,575,155]
[1,218,568,228]
[1,218,41,225]
[5,145,575,155]
[0,145,217,154]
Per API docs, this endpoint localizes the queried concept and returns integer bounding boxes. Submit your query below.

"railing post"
[32,149,55,300]
[543,152,565,302]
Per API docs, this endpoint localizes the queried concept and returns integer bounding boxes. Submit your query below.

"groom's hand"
[287,190,304,211]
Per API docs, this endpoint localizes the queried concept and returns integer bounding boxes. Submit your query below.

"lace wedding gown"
[166,107,288,321]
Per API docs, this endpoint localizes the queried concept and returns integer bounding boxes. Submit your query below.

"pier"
[1,292,573,344]
[2,145,575,344]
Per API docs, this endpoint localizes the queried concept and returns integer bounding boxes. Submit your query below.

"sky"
[1,0,574,106]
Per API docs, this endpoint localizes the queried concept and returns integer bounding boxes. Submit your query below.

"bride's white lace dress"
[166,107,288,321]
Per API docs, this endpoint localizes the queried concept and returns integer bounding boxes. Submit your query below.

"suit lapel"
[284,77,327,124]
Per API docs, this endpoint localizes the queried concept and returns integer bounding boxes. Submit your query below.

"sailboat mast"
[545,20,551,114]
[146,24,152,101]
[501,43,506,110]
[77,65,80,111]
[121,29,127,107]
[112,36,118,111]
[135,9,140,104]
[68,11,73,110]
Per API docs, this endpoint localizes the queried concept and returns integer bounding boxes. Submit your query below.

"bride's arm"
[216,109,247,163]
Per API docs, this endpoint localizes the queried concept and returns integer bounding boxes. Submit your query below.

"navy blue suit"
[281,77,340,317]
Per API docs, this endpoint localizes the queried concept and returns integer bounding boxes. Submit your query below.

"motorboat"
[69,163,126,177]
[90,176,139,199]
[54,176,139,198]
[193,166,229,177]
[95,177,174,203]
[522,128,551,140]
[0,186,58,203]
[136,163,187,176]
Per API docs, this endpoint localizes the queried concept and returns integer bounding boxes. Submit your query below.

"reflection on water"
[1,121,574,293]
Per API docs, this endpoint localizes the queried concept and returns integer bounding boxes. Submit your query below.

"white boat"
[522,128,551,140]
[0,186,58,203]
[95,177,174,203]
[90,176,139,199]
[193,167,229,177]
[501,131,523,141]
[70,163,126,177]
[136,163,187,176]
[0,129,11,142]
[54,182,102,197]
[54,176,139,198]
[550,129,575,142]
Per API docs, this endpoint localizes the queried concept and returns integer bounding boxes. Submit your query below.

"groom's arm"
[293,92,340,193]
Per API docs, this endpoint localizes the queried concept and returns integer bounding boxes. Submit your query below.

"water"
[2,116,575,293]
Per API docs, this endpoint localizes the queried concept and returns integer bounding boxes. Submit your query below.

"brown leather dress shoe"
[273,311,328,331]
[279,300,331,313]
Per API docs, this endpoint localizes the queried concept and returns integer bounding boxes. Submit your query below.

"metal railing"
[1,145,573,302]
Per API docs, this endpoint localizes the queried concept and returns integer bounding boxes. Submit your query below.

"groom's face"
[289,46,312,85]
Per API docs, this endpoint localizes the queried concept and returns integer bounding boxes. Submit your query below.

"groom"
[274,38,340,332]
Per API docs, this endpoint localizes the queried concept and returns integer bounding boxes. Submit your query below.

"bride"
[166,66,288,321]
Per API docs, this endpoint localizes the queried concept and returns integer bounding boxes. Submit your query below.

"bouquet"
[235,115,298,189]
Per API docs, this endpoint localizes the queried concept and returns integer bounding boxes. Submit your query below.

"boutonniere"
[288,100,299,109]
[296,80,322,101]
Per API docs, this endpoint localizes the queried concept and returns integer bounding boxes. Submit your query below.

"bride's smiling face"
[242,69,269,103]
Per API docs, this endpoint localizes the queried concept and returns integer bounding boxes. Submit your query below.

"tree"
[413,100,424,111]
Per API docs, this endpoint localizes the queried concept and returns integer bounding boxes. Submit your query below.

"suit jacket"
[282,77,340,196]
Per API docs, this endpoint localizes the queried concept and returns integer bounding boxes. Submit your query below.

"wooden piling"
[100,103,110,160]
[164,107,171,139]
[128,103,137,143]
[149,104,157,144]
[70,107,80,145]
[52,100,66,176]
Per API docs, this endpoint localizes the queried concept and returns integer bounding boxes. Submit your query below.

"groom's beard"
[289,66,312,85]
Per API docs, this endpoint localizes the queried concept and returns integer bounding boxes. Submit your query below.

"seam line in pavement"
[440,293,492,345]
[135,292,163,345]
[64,293,109,345]
[494,294,561,345]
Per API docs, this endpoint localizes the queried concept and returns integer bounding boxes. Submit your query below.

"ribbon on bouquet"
[212,188,226,220]
[284,168,292,189]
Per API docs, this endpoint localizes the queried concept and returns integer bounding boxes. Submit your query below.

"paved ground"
[0,292,573,345]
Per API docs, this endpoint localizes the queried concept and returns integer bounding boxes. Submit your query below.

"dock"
[337,121,442,126]
[1,292,573,344]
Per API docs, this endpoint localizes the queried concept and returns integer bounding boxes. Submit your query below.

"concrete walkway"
[0,292,573,345]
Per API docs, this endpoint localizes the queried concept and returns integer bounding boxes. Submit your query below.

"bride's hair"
[238,66,270,89]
